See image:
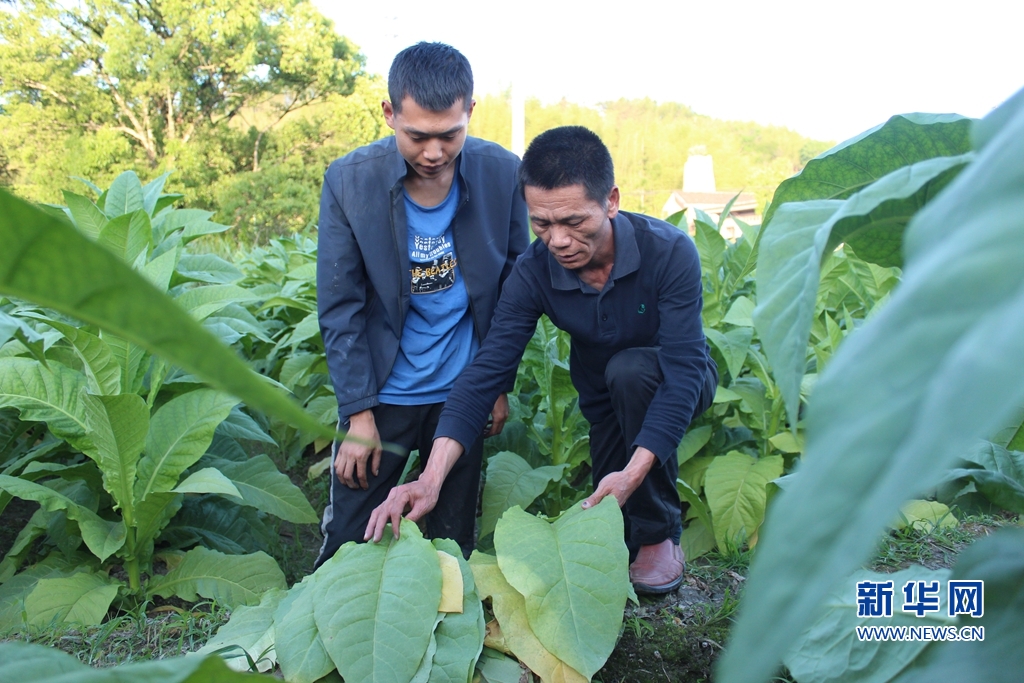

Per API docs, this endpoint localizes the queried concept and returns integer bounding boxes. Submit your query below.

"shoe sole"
[630,569,685,595]
[626,561,684,598]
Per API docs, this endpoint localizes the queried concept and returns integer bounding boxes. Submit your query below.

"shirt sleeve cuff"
[435,414,483,454]
[632,432,679,467]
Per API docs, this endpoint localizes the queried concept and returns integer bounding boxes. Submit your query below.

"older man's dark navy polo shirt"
[435,210,709,464]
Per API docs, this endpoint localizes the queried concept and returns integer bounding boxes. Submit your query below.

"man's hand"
[485,393,509,437]
[364,477,441,543]
[335,409,382,490]
[364,436,466,543]
[582,447,657,509]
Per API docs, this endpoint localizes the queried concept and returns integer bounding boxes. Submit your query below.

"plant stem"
[764,399,785,458]
[124,527,141,593]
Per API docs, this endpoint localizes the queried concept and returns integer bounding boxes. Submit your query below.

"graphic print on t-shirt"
[410,233,457,294]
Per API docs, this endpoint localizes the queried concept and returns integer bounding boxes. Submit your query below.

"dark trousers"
[590,347,718,559]
[314,402,484,568]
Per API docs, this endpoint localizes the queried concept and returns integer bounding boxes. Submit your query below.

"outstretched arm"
[364,259,544,541]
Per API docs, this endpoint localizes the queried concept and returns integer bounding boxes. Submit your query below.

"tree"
[0,0,364,204]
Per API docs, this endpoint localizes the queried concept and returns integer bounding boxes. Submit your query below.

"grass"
[870,510,1019,572]
[1,600,229,667]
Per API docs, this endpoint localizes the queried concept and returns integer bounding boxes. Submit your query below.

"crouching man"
[365,126,717,594]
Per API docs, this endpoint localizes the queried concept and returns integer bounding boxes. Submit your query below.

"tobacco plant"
[0,173,326,630]
[719,90,1024,683]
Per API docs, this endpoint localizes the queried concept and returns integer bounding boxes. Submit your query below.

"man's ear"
[467,98,476,121]
[382,100,396,130]
[606,186,621,219]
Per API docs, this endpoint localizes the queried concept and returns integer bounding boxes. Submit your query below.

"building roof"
[668,190,759,213]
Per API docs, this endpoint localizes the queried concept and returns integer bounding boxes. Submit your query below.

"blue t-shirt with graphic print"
[378,179,478,404]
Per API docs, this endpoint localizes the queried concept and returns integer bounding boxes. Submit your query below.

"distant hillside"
[469,94,834,216]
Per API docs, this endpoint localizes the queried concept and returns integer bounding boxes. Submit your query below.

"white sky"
[312,0,1023,143]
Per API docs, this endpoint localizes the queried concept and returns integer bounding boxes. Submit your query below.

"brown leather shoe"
[629,539,685,594]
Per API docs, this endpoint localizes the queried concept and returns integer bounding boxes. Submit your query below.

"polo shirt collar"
[548,212,641,291]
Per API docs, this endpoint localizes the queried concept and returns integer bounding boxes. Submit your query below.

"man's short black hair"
[518,126,615,204]
[388,42,473,113]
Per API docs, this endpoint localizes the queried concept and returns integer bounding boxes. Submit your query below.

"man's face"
[383,96,474,181]
[525,184,620,271]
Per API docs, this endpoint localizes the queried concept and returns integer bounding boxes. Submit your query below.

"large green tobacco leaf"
[0,189,336,440]
[0,476,125,561]
[754,154,971,422]
[23,571,121,627]
[36,318,121,395]
[134,389,238,503]
[0,558,82,631]
[783,567,951,683]
[889,528,1024,683]
[470,552,586,683]
[217,406,276,445]
[175,285,262,321]
[101,333,147,395]
[718,94,1024,683]
[476,648,527,683]
[173,468,242,498]
[104,170,145,218]
[62,191,108,239]
[0,509,49,580]
[493,500,629,680]
[0,358,90,444]
[141,248,179,292]
[157,496,272,555]
[832,155,971,267]
[762,113,972,228]
[175,254,244,285]
[941,441,1024,513]
[204,454,318,523]
[97,210,151,265]
[133,491,183,557]
[0,641,262,683]
[274,575,334,683]
[312,520,442,683]
[0,309,43,351]
[0,641,84,680]
[704,453,783,550]
[428,538,486,683]
[480,452,567,538]
[146,547,286,608]
[410,613,446,683]
[704,327,753,382]
[83,394,148,522]
[193,587,284,673]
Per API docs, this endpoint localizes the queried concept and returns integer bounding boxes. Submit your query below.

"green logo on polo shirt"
[638,303,646,314]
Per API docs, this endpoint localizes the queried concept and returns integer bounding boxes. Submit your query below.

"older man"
[366,125,718,594]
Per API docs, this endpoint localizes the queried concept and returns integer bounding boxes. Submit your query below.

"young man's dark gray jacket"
[316,135,530,420]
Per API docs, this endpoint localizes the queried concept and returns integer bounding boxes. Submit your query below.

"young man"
[315,42,529,565]
[366,126,718,594]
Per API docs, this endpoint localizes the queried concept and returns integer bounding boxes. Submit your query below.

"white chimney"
[683,151,716,193]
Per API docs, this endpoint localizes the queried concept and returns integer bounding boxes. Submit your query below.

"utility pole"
[511,79,525,158]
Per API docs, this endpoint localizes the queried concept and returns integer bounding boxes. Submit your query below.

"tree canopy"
[0,0,366,213]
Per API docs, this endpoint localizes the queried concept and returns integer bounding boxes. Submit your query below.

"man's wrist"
[348,409,375,428]
[419,437,465,490]
[625,447,657,482]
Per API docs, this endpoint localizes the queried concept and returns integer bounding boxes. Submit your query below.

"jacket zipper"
[385,184,405,383]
